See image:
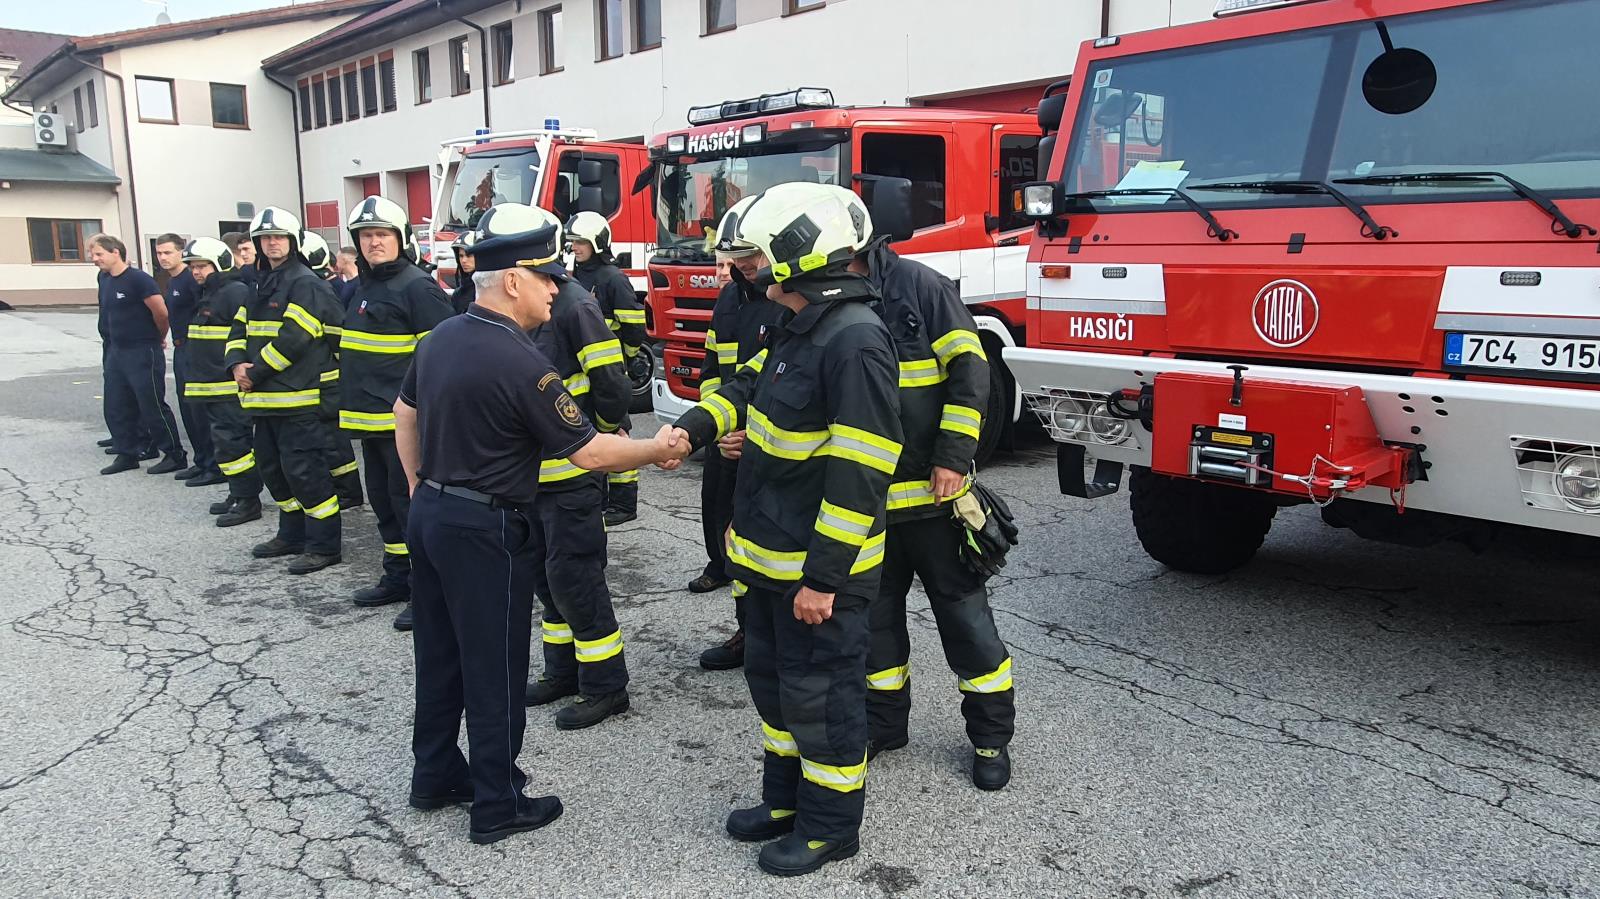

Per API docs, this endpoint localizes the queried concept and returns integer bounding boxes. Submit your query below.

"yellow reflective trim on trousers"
[898,357,945,388]
[564,373,591,396]
[698,392,738,439]
[761,721,799,758]
[225,339,247,353]
[867,663,909,691]
[608,469,640,485]
[330,460,359,478]
[283,303,324,338]
[959,657,1014,694]
[747,407,828,461]
[849,531,886,575]
[539,457,587,484]
[185,380,238,398]
[219,451,256,476]
[821,422,902,475]
[940,403,983,440]
[574,629,624,663]
[340,410,396,431]
[384,542,409,556]
[699,376,722,397]
[340,329,419,354]
[931,329,987,364]
[542,620,574,645]
[277,498,302,512]
[801,754,867,793]
[731,579,748,599]
[615,308,646,324]
[187,325,232,340]
[246,321,281,337]
[577,339,624,371]
[261,343,292,372]
[740,348,767,374]
[303,496,340,520]
[814,499,874,547]
[239,389,320,410]
[728,530,806,581]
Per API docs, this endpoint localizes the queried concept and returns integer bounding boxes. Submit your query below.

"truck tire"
[1128,466,1277,574]
[629,346,657,414]
[974,338,1011,468]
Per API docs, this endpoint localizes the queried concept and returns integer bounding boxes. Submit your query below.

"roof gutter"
[263,71,307,214]
[443,1,491,131]
[71,52,144,269]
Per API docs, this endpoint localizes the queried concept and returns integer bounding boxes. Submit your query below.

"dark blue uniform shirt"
[98,266,164,346]
[165,268,199,345]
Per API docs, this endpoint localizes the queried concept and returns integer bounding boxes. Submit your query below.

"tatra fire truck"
[429,125,657,410]
[643,88,1044,463]
[1005,0,1600,573]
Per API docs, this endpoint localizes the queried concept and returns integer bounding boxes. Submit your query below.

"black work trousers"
[327,423,362,506]
[605,471,639,515]
[700,450,737,581]
[206,400,261,500]
[745,584,869,843]
[866,515,1016,749]
[532,475,628,695]
[253,413,341,555]
[103,343,181,459]
[171,344,215,471]
[362,436,411,593]
[408,485,542,830]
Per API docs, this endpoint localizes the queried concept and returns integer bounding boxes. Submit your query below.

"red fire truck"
[643,88,1044,462]
[429,125,657,409]
[1005,0,1600,573]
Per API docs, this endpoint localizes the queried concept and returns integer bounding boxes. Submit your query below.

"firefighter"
[693,196,790,672]
[520,205,635,730]
[667,183,901,877]
[339,196,455,629]
[394,203,688,844]
[301,229,366,516]
[180,237,264,526]
[225,207,346,575]
[565,211,647,527]
[450,231,477,316]
[853,234,1015,791]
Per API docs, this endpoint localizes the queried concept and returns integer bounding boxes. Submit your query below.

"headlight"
[1087,402,1129,444]
[665,135,687,154]
[1048,396,1087,438]
[1555,451,1600,511]
[1021,182,1060,219]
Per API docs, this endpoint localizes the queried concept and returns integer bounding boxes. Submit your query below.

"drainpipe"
[1100,0,1112,38]
[264,71,307,214]
[71,52,144,268]
[448,8,492,131]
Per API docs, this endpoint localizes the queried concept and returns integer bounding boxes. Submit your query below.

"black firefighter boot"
[971,746,1011,791]
[698,628,744,671]
[353,581,408,607]
[525,678,578,707]
[288,552,342,575]
[210,496,238,516]
[147,454,187,476]
[757,832,861,877]
[218,497,263,527]
[725,803,796,842]
[555,690,629,730]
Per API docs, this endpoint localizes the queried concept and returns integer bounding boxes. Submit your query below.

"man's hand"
[931,465,967,503]
[231,362,254,392]
[718,429,746,461]
[794,586,835,625]
[651,424,693,470]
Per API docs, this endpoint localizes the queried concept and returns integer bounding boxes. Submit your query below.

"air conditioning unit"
[35,111,66,147]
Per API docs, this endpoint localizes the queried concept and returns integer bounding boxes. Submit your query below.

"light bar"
[684,87,835,126]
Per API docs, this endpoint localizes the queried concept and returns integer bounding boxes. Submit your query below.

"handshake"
[646,425,695,471]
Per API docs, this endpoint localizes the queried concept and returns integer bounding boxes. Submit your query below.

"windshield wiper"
[1067,188,1239,242]
[1332,171,1596,239]
[1188,180,1398,240]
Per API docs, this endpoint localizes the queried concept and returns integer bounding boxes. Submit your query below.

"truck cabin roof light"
[1092,35,1120,47]
[685,88,836,126]
[665,135,687,154]
[740,124,765,145]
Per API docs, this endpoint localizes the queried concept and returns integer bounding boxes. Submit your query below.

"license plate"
[1444,332,1600,377]
[669,365,693,377]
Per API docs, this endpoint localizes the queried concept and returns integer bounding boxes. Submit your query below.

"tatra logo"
[1251,279,1319,348]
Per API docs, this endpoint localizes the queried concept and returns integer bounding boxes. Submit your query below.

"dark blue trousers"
[171,343,215,471]
[103,342,181,459]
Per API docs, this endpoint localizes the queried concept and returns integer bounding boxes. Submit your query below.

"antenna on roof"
[141,0,171,24]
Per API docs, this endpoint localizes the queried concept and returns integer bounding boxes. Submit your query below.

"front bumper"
[652,377,697,425]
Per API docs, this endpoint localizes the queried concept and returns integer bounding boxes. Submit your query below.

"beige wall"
[0,182,122,306]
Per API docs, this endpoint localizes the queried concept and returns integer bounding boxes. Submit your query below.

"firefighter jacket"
[700,276,789,397]
[338,262,454,434]
[530,279,632,491]
[183,271,254,404]
[572,258,646,359]
[861,241,990,524]
[224,258,344,418]
[676,278,903,597]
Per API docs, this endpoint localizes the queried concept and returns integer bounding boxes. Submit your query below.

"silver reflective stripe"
[583,344,624,368]
[800,758,866,789]
[818,507,872,539]
[729,540,806,576]
[749,417,828,456]
[575,630,623,661]
[866,665,909,690]
[825,432,899,468]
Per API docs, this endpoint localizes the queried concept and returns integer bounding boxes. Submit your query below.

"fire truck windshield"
[446,147,541,230]
[655,145,846,256]
[1062,0,1600,213]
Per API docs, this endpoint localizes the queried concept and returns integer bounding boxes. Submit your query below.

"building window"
[134,76,176,124]
[379,51,397,112]
[312,75,328,127]
[28,218,102,263]
[86,80,98,128]
[343,64,360,120]
[73,86,84,133]
[414,47,432,103]
[783,0,823,13]
[450,36,472,95]
[539,6,564,74]
[327,71,344,123]
[860,132,947,231]
[705,0,735,34]
[597,0,623,60]
[491,21,515,84]
[210,82,248,129]
[633,0,661,50]
[361,58,379,116]
[297,80,312,131]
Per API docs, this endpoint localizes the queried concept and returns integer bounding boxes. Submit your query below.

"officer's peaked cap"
[471,203,568,281]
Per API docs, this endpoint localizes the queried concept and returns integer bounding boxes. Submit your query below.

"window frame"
[596,0,623,61]
[450,36,472,95]
[704,0,736,35]
[73,86,84,133]
[379,50,397,112]
[209,82,250,130]
[326,69,344,124]
[491,21,515,85]
[633,0,661,51]
[783,0,823,14]
[134,76,177,125]
[414,47,433,103]
[343,63,361,120]
[297,79,312,131]
[858,130,950,232]
[360,56,380,117]
[86,80,98,128]
[27,218,103,264]
[311,74,328,128]
[539,5,565,74]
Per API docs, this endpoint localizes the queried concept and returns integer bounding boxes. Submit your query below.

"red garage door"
[361,175,380,198]
[404,169,433,225]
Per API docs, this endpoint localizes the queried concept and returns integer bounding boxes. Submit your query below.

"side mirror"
[855,174,914,243]
[578,158,605,186]
[577,185,605,214]
[1035,77,1071,132]
[631,161,656,196]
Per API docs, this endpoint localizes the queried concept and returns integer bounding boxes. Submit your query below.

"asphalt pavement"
[0,309,1596,899]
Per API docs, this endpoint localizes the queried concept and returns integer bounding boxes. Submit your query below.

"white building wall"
[0,181,122,305]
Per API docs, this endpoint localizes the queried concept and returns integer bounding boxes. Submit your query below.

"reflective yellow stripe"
[384,542,409,556]
[340,329,419,354]
[959,657,1014,694]
[821,422,902,475]
[303,496,340,520]
[605,316,619,331]
[887,478,971,511]
[762,721,799,758]
[233,306,248,322]
[246,321,281,337]
[415,329,431,341]
[283,303,323,338]
[325,325,343,338]
[728,531,807,581]
[849,531,886,575]
[261,344,291,372]
[329,460,359,478]
[801,754,867,793]
[184,380,238,398]
[898,357,945,388]
[276,498,302,512]
[563,373,591,397]
[218,451,256,476]
[615,308,646,324]
[931,329,987,365]
[340,410,396,431]
[940,403,983,440]
[225,339,247,353]
[542,620,574,645]
[239,388,320,410]
[608,469,640,485]
[717,343,740,366]
[699,376,722,396]
[731,579,748,599]
[320,368,340,383]
[577,339,624,371]
[814,500,874,547]
[747,407,829,461]
[187,325,232,339]
[704,330,717,353]
[698,392,739,439]
[867,664,909,691]
[574,628,624,663]
[740,348,767,374]
[539,457,588,484]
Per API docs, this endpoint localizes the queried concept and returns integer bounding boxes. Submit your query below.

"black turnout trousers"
[103,343,181,458]
[408,485,542,830]
[866,515,1016,749]
[744,584,870,844]
[208,401,261,500]
[171,344,215,470]
[254,414,341,555]
[700,449,737,583]
[362,437,412,593]
[532,475,628,695]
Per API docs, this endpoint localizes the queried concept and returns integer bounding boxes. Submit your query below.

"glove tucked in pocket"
[951,481,1020,579]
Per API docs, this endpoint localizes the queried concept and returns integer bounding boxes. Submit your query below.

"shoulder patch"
[538,371,560,391]
[555,391,583,426]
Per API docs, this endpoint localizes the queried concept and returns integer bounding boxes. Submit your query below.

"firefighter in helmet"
[299,228,366,520]
[667,183,902,877]
[566,210,648,527]
[450,230,478,316]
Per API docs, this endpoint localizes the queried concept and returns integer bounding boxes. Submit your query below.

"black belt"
[422,479,520,510]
